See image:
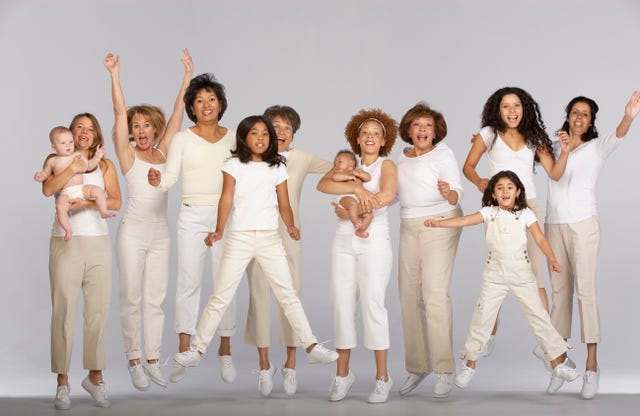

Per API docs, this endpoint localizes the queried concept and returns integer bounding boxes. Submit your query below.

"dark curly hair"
[231,115,285,167]
[399,102,448,145]
[184,73,228,123]
[482,170,529,212]
[344,108,397,157]
[481,87,553,163]
[263,105,301,133]
[560,96,599,142]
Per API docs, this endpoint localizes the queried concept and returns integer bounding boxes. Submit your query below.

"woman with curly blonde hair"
[317,108,398,404]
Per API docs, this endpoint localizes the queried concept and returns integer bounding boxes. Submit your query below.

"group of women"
[40,48,640,409]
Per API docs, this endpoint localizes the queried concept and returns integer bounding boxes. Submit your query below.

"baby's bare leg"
[56,194,73,242]
[83,185,116,218]
[354,212,373,239]
[339,196,362,230]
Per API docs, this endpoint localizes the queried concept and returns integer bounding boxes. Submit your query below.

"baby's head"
[49,126,75,156]
[334,149,357,172]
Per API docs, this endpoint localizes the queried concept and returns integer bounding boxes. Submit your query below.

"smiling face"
[51,131,75,156]
[492,177,521,210]
[566,101,592,138]
[71,115,96,151]
[408,115,436,154]
[246,121,270,161]
[190,88,221,123]
[130,112,157,150]
[499,93,523,130]
[271,115,294,152]
[357,120,386,157]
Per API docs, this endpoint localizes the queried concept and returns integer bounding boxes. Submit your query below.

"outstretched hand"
[625,90,640,120]
[103,53,119,74]
[557,130,571,153]
[181,48,194,74]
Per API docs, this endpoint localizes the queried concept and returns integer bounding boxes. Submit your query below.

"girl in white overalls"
[426,170,578,393]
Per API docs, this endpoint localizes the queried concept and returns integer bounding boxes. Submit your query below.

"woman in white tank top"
[104,50,193,391]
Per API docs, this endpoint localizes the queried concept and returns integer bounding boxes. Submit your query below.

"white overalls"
[461,207,568,362]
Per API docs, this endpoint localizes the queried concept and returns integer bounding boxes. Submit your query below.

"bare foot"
[354,229,369,238]
[100,211,117,219]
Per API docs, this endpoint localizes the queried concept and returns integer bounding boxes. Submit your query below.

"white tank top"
[51,167,109,237]
[123,156,168,222]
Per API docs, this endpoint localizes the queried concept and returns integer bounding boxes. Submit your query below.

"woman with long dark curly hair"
[317,108,398,403]
[545,91,640,399]
[462,87,569,356]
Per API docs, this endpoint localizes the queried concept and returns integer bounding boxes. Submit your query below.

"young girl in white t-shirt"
[172,115,338,379]
[462,87,570,355]
[426,170,579,393]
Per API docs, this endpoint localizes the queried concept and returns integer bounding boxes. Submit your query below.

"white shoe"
[547,357,579,394]
[482,335,496,357]
[54,385,71,410]
[174,348,201,367]
[307,344,339,364]
[581,368,599,399]
[281,366,297,396]
[433,373,454,398]
[399,372,428,396]
[128,363,150,391]
[328,371,356,401]
[219,355,236,384]
[143,361,168,388]
[368,376,393,404]
[454,365,475,388]
[169,360,186,383]
[258,365,276,397]
[81,376,111,408]
[532,345,552,372]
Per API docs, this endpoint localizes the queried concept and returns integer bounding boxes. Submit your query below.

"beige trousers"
[49,235,112,373]
[526,199,547,289]
[398,208,462,374]
[244,220,302,347]
[546,216,601,343]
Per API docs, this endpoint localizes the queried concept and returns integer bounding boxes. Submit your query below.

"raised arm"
[462,134,489,192]
[104,53,134,173]
[205,172,234,245]
[86,146,105,171]
[276,180,300,240]
[425,211,484,228]
[536,142,569,181]
[615,90,640,139]
[157,49,194,156]
[528,221,561,272]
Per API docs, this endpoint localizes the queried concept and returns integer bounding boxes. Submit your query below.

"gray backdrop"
[1,0,639,396]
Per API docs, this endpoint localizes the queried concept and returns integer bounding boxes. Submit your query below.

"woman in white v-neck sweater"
[148,73,237,384]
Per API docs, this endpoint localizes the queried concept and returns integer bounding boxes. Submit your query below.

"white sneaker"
[128,363,150,391]
[54,385,71,410]
[81,376,111,408]
[174,347,201,367]
[307,344,339,364]
[533,345,552,372]
[328,371,356,401]
[169,360,186,383]
[581,368,599,399]
[454,365,475,388]
[281,366,297,396]
[258,365,276,397]
[143,361,168,388]
[368,376,393,404]
[399,372,429,396]
[219,355,236,384]
[433,373,454,398]
[482,335,496,357]
[547,357,579,394]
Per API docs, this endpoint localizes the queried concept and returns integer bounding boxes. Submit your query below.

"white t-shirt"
[479,206,537,228]
[221,158,288,231]
[396,143,464,218]
[479,126,537,199]
[546,132,622,224]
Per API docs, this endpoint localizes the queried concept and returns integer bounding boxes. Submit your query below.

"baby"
[331,150,373,238]
[34,126,115,241]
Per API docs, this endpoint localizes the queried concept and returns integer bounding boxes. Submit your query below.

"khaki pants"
[49,235,112,373]
[527,199,547,288]
[398,208,462,374]
[546,217,601,343]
